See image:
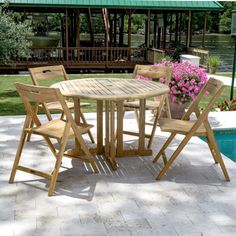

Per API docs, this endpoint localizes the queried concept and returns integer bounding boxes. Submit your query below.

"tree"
[219,1,236,33]
[0,3,31,65]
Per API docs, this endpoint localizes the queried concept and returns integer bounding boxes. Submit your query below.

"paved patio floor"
[1,112,236,236]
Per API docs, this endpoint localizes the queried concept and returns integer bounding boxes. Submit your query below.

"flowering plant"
[218,99,236,111]
[138,60,208,104]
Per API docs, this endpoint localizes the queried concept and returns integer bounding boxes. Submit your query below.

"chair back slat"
[29,65,68,85]
[15,83,61,104]
[16,83,76,125]
[206,77,224,94]
[183,78,225,125]
[133,65,172,83]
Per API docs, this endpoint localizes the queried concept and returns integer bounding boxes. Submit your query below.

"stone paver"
[1,112,236,236]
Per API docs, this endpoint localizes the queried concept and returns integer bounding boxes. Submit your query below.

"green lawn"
[0,74,130,115]
[0,73,235,116]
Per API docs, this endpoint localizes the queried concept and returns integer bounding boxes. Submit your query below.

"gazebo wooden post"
[114,13,117,45]
[154,13,157,48]
[119,13,124,46]
[157,14,161,49]
[169,13,172,43]
[77,9,80,62]
[179,13,182,43]
[128,11,132,60]
[147,10,151,48]
[202,12,208,48]
[190,11,193,46]
[186,10,192,48]
[65,8,69,67]
[163,13,167,49]
[175,13,179,43]
[109,13,113,45]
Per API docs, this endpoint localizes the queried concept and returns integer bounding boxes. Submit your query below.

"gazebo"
[1,0,223,72]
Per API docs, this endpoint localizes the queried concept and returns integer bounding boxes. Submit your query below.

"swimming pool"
[200,130,236,162]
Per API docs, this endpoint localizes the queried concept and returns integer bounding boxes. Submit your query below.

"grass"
[0,73,235,116]
[0,73,130,115]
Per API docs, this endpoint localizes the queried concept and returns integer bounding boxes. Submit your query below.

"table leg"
[138,98,146,152]
[97,100,103,154]
[74,98,81,150]
[105,101,110,157]
[104,100,117,170]
[116,100,124,157]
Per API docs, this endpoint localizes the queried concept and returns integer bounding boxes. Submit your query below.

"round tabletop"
[52,78,169,101]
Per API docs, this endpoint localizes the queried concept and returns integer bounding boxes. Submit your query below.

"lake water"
[83,33,234,72]
[191,34,234,72]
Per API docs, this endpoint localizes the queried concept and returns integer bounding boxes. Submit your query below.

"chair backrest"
[133,64,172,85]
[133,65,153,78]
[29,65,69,86]
[183,78,225,123]
[15,83,74,128]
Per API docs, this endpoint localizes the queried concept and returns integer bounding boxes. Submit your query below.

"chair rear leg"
[205,136,218,164]
[206,131,230,181]
[147,111,159,149]
[26,118,34,142]
[134,109,140,128]
[74,128,99,173]
[80,111,95,144]
[60,111,65,120]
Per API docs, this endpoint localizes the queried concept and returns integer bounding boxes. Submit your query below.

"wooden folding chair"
[123,65,172,148]
[27,65,94,143]
[153,78,230,181]
[9,83,99,196]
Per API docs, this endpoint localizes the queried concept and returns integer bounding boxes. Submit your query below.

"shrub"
[0,2,31,65]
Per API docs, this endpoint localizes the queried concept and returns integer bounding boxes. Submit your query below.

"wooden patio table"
[52,78,169,170]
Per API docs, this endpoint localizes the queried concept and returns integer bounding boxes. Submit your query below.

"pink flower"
[156,60,207,104]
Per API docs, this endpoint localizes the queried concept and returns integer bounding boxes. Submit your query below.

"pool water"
[200,130,236,162]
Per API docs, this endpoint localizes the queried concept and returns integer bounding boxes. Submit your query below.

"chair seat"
[32,119,93,140]
[124,100,160,109]
[39,101,89,111]
[159,118,207,136]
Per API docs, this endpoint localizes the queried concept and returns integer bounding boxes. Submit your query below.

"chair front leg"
[156,134,192,180]
[153,132,176,163]
[9,116,31,183]
[48,123,70,196]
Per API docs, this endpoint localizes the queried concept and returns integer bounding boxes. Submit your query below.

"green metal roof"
[1,0,223,10]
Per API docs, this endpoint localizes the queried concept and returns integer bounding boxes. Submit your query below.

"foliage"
[0,3,31,65]
[165,45,187,61]
[207,55,222,67]
[31,14,62,36]
[219,1,236,33]
[141,60,208,104]
[218,99,236,111]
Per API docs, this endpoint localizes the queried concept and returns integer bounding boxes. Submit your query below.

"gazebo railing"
[13,47,147,68]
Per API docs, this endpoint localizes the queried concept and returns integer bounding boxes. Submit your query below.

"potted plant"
[207,55,222,74]
[138,59,208,118]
